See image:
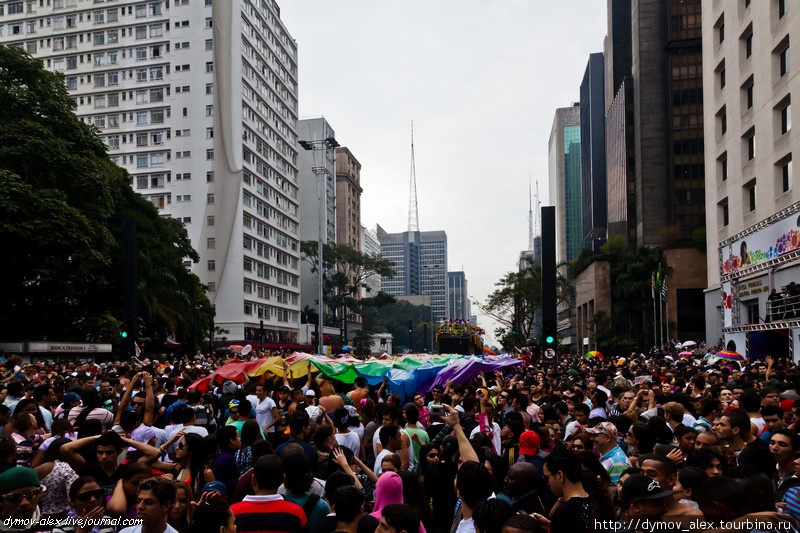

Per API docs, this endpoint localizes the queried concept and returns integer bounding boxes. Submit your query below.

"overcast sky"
[280,1,608,346]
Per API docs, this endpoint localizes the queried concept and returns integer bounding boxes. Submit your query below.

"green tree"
[300,241,394,333]
[0,46,211,350]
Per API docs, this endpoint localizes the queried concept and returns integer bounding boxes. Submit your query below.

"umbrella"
[584,351,604,359]
[679,351,694,356]
[713,350,744,361]
[681,340,698,348]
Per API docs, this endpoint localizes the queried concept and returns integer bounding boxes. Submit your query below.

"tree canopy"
[0,46,211,349]
[300,240,394,327]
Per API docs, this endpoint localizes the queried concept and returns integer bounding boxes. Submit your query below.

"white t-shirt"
[456,517,476,533]
[373,427,413,470]
[470,422,502,454]
[39,406,53,431]
[254,396,277,433]
[335,431,360,456]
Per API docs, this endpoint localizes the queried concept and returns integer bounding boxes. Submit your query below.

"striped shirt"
[231,494,308,533]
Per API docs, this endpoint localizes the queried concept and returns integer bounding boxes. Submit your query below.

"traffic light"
[120,330,128,338]
[542,318,557,348]
[407,320,413,333]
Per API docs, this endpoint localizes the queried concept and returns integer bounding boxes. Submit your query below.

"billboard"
[721,212,800,276]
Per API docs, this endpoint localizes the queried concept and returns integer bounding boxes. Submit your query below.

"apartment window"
[205,62,214,73]
[780,158,793,193]
[205,39,213,51]
[93,32,105,45]
[151,45,162,59]
[206,171,215,182]
[149,2,162,16]
[107,135,119,150]
[205,105,213,116]
[149,24,162,38]
[94,95,106,109]
[150,87,164,102]
[779,0,788,18]
[779,99,792,135]
[720,198,729,227]
[108,72,118,86]
[135,26,146,39]
[744,180,756,212]
[135,4,146,17]
[136,111,148,125]
[94,10,104,23]
[206,127,214,139]
[743,79,754,110]
[779,44,790,77]
[66,76,77,90]
[207,215,215,227]
[745,33,753,58]
[135,176,148,189]
[136,47,147,61]
[94,74,106,87]
[719,22,725,44]
[207,260,215,272]
[718,106,727,135]
[206,149,214,160]
[151,109,164,123]
[136,154,148,168]
[745,129,755,160]
[207,282,216,293]
[151,131,164,145]
[149,67,163,81]
[107,8,118,22]
[720,66,726,89]
[207,238,215,250]
[205,83,213,95]
[207,194,215,204]
[205,18,212,28]
[136,90,148,104]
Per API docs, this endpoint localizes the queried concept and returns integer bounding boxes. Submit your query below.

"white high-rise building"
[361,224,381,298]
[702,0,800,350]
[1,0,302,345]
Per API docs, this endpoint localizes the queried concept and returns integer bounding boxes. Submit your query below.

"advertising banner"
[721,212,800,276]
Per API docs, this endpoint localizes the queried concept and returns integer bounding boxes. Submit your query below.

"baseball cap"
[585,421,619,439]
[781,390,800,401]
[305,389,316,397]
[519,430,540,456]
[202,481,227,497]
[620,474,679,507]
[781,399,796,412]
[62,392,82,405]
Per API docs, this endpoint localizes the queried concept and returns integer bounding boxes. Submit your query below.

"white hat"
[305,389,316,397]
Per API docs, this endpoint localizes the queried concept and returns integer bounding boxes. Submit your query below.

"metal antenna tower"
[408,121,420,232]
[528,176,534,252]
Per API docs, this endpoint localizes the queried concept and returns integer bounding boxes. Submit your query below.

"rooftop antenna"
[408,120,420,232]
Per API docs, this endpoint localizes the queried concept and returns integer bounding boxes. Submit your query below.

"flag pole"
[652,272,657,350]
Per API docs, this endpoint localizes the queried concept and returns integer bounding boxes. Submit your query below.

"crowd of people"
[0,349,800,533]
[767,282,800,322]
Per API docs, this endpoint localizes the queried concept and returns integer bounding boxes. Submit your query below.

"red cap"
[519,430,540,455]
[780,399,795,412]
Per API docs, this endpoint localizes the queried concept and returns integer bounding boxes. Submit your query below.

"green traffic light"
[545,335,554,344]
[120,331,128,338]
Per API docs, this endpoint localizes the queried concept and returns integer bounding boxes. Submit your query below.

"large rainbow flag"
[188,352,522,400]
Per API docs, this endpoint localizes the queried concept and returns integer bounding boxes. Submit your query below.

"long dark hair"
[182,433,211,497]
[12,399,47,430]
[73,387,102,429]
[398,470,433,533]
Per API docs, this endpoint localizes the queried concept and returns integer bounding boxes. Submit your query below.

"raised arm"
[143,372,154,427]
[61,435,102,472]
[114,372,141,426]
[442,404,478,463]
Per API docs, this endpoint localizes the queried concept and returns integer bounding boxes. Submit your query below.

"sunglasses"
[2,488,44,504]
[76,489,104,503]
[132,402,145,407]
[427,453,439,459]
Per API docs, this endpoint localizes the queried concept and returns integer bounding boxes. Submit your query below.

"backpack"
[193,404,216,434]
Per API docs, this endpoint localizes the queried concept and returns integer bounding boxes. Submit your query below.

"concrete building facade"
[334,146,362,332]
[361,225,381,298]
[447,271,470,322]
[297,117,337,333]
[378,226,448,321]
[0,0,303,344]
[702,0,800,350]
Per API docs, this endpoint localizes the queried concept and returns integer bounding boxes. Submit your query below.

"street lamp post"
[299,137,339,355]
